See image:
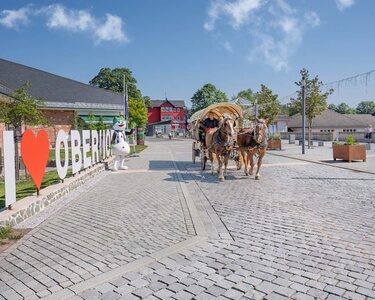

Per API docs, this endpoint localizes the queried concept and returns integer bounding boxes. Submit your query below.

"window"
[177,108,180,112]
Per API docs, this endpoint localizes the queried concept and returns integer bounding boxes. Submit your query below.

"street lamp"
[302,76,306,155]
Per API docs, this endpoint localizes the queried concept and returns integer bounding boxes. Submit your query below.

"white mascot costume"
[111,116,133,171]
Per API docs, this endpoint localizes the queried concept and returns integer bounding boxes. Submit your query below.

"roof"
[344,114,375,127]
[0,58,124,110]
[288,109,375,128]
[150,100,185,107]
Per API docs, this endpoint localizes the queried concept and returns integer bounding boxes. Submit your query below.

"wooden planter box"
[267,139,281,150]
[332,144,366,162]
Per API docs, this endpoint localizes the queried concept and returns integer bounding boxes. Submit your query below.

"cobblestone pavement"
[76,139,375,300]
[1,138,375,299]
[0,141,192,299]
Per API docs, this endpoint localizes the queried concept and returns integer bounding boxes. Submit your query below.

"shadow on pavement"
[148,160,257,183]
[149,160,176,170]
[319,159,366,164]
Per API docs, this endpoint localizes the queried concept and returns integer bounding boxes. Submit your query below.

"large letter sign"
[20,130,49,191]
[91,130,99,165]
[3,131,16,207]
[55,130,69,180]
[82,130,92,169]
[3,129,114,205]
[71,130,82,174]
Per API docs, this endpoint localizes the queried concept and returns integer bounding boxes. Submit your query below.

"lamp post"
[302,76,306,155]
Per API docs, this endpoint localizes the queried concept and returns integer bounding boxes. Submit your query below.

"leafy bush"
[268,133,281,140]
[345,134,356,145]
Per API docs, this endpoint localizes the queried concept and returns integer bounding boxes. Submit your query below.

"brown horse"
[237,118,268,180]
[205,116,236,181]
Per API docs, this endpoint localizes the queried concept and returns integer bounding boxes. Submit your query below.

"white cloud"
[0,7,30,29]
[248,32,288,71]
[205,0,321,71]
[45,5,95,31]
[204,0,263,31]
[0,4,128,43]
[224,0,263,28]
[335,0,355,11]
[94,14,127,43]
[305,11,320,27]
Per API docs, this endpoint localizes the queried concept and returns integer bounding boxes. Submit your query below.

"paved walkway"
[0,137,374,299]
[271,140,375,174]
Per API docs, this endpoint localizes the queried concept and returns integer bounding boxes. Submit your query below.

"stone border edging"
[0,159,113,227]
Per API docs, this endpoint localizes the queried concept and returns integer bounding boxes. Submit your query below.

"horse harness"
[240,127,267,151]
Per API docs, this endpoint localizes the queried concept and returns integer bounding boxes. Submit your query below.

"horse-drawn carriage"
[188,102,243,174]
[189,102,270,181]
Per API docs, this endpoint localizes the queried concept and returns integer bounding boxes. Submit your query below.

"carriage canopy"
[188,102,243,124]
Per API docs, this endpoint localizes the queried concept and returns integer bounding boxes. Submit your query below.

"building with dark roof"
[0,58,125,144]
[288,109,375,141]
[147,99,186,136]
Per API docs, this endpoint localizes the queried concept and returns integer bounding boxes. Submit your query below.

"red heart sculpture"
[21,130,50,191]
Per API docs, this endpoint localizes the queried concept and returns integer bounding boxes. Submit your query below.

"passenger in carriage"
[199,112,219,146]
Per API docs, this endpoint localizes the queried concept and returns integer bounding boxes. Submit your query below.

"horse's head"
[255,118,268,144]
[218,116,236,143]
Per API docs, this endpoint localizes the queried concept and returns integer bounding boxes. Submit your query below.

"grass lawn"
[131,144,147,154]
[0,144,147,209]
[0,225,29,252]
[0,225,22,244]
[0,170,72,209]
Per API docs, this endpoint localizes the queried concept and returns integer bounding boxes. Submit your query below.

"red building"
[147,99,186,136]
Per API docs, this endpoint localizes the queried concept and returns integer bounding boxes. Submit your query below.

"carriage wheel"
[201,149,207,170]
[192,142,196,164]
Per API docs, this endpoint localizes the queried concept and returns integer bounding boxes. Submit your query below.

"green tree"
[356,101,375,114]
[328,104,337,111]
[142,96,152,108]
[0,83,48,129]
[232,89,256,126]
[96,116,108,130]
[280,103,294,116]
[290,69,333,148]
[191,83,228,113]
[233,89,256,105]
[129,98,147,127]
[89,67,142,99]
[334,102,356,114]
[0,83,48,180]
[255,84,280,124]
[86,112,97,130]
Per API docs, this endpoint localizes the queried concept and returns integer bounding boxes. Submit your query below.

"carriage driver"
[199,112,219,146]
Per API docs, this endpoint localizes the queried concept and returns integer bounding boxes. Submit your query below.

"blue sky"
[0,0,374,108]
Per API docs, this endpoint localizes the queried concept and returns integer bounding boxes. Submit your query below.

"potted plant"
[332,134,366,162]
[267,133,282,150]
